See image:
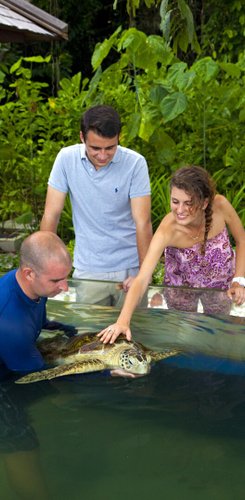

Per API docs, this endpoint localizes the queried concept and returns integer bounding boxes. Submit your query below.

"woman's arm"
[219,195,245,304]
[98,217,173,343]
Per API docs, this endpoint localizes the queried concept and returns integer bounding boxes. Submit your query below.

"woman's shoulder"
[213,194,238,222]
[158,212,175,232]
[157,212,186,247]
[213,194,230,211]
[212,194,244,235]
[154,213,177,244]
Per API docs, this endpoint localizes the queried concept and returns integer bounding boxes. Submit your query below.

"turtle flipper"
[15,359,106,384]
[149,348,181,362]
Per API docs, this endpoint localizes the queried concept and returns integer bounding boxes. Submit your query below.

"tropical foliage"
[0,0,244,279]
[0,27,244,238]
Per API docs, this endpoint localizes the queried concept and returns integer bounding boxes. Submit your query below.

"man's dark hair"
[80,105,122,140]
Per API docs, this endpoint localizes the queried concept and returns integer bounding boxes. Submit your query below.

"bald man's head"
[19,231,72,273]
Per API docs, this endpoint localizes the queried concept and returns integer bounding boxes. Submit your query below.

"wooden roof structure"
[0,0,68,42]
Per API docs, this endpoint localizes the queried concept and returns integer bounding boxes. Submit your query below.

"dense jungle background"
[0,0,244,271]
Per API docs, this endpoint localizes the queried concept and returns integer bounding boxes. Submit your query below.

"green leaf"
[122,112,141,142]
[151,174,171,229]
[160,92,188,122]
[119,28,147,53]
[10,58,23,74]
[91,27,122,70]
[0,145,15,160]
[15,212,34,225]
[138,108,159,141]
[160,0,169,20]
[178,0,194,40]
[0,70,5,83]
[192,58,219,83]
[219,62,241,78]
[147,35,173,65]
[23,55,51,63]
[151,129,176,164]
[166,62,196,90]
[239,108,245,122]
[160,9,172,42]
[177,28,189,53]
[150,85,169,105]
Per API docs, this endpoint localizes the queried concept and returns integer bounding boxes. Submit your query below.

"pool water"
[1,287,245,500]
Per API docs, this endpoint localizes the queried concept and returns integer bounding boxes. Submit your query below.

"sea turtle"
[16,332,180,384]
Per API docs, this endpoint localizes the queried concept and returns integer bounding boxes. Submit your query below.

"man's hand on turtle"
[110,369,144,379]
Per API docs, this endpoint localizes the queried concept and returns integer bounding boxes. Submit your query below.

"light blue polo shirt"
[48,144,151,272]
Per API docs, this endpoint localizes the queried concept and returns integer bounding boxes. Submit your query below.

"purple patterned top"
[163,226,235,290]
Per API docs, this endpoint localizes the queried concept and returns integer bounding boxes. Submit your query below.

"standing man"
[0,231,74,375]
[40,105,152,305]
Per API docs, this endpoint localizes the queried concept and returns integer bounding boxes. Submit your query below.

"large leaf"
[166,62,196,91]
[160,92,187,122]
[150,85,169,105]
[147,35,174,66]
[153,131,177,164]
[118,28,147,53]
[192,58,219,83]
[10,58,22,74]
[138,108,160,141]
[122,112,141,142]
[91,26,122,70]
[219,62,241,78]
[160,0,171,42]
[178,0,194,40]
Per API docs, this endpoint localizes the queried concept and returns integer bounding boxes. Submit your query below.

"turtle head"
[119,348,151,375]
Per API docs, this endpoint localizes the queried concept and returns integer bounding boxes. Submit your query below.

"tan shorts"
[72,268,147,307]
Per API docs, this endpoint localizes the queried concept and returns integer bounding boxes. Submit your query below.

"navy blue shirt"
[0,270,46,373]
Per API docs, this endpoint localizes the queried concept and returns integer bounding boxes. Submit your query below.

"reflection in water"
[55,279,245,318]
[1,285,245,500]
[162,287,232,315]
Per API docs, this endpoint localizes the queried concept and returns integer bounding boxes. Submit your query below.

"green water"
[1,290,245,500]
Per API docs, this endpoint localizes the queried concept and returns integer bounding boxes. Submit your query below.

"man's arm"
[131,195,153,266]
[40,186,67,232]
[0,326,44,373]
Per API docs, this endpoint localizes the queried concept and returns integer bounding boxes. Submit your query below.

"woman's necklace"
[188,221,204,241]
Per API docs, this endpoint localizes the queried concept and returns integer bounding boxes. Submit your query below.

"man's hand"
[122,275,136,292]
[110,369,144,379]
[44,320,78,337]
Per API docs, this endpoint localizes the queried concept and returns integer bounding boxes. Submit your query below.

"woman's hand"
[227,283,245,305]
[97,323,131,344]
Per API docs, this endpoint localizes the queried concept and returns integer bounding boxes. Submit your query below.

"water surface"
[1,285,245,500]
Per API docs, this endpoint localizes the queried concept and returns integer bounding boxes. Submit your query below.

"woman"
[98,166,245,344]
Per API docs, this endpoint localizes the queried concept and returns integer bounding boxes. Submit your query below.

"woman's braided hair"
[170,165,216,255]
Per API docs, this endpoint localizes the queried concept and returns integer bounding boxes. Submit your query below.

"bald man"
[0,231,74,375]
